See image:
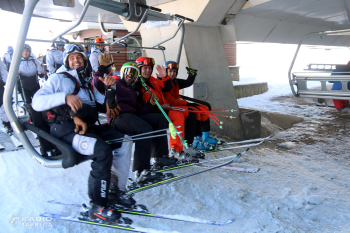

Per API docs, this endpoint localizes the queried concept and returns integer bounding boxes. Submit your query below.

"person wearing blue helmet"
[2,46,13,71]
[32,44,136,224]
[46,42,65,74]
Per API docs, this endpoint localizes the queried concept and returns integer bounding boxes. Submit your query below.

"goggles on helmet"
[123,67,139,77]
[66,44,84,53]
[166,62,178,69]
[141,58,155,66]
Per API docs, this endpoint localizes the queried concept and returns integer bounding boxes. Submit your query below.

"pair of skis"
[1,129,23,148]
[41,149,248,232]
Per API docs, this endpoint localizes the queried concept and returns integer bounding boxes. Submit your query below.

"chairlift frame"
[288,28,350,100]
[3,0,193,168]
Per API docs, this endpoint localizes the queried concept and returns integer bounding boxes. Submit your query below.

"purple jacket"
[92,71,149,119]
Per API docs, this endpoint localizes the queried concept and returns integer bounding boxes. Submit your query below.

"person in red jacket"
[134,57,192,161]
[162,61,221,149]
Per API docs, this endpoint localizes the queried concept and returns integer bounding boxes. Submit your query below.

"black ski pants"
[112,112,168,172]
[50,122,124,207]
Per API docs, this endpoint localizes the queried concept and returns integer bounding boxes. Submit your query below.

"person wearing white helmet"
[2,46,13,71]
[89,37,107,74]
[46,42,65,74]
[32,44,135,224]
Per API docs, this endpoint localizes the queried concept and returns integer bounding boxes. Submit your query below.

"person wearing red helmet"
[89,37,107,74]
[134,57,192,161]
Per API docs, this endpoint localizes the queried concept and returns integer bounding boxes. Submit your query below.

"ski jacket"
[89,47,104,73]
[92,71,150,116]
[19,56,42,77]
[2,52,12,71]
[47,48,63,74]
[0,60,7,86]
[134,75,172,114]
[162,73,196,106]
[32,66,106,119]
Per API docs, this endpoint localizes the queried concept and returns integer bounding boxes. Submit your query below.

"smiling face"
[22,48,30,58]
[124,74,135,84]
[141,65,153,79]
[167,68,177,80]
[68,53,84,70]
[97,45,104,51]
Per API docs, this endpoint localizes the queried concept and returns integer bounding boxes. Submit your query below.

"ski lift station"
[1,0,350,169]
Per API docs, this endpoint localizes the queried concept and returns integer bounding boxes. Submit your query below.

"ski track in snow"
[2,44,350,232]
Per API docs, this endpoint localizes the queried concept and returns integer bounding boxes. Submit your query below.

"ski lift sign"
[145,14,171,29]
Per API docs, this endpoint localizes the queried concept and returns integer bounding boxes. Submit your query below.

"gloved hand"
[149,93,159,106]
[98,53,114,73]
[73,115,88,135]
[106,89,121,118]
[186,67,197,76]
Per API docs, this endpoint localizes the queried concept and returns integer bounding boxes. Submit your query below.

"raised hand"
[155,65,167,78]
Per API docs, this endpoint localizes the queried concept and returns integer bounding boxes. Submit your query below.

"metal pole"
[176,22,185,64]
[4,0,62,168]
[52,0,92,42]
[151,20,184,48]
[288,31,319,97]
[111,8,150,45]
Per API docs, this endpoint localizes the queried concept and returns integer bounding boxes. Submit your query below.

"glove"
[98,53,114,73]
[73,115,88,135]
[106,89,121,118]
[149,93,158,106]
[186,67,197,76]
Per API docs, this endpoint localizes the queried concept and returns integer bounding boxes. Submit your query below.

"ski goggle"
[56,43,65,47]
[166,62,178,69]
[123,67,139,77]
[141,58,155,66]
[65,44,84,53]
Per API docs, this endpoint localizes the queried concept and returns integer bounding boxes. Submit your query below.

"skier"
[163,61,220,148]
[2,46,13,71]
[89,37,107,75]
[92,60,178,180]
[47,42,65,74]
[17,44,45,105]
[134,57,192,161]
[32,44,133,223]
[0,60,11,133]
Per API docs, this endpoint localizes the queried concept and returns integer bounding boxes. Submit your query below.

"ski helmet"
[56,42,65,47]
[164,61,178,72]
[95,37,105,44]
[135,57,155,73]
[62,44,87,69]
[7,46,13,52]
[23,44,32,54]
[120,62,139,79]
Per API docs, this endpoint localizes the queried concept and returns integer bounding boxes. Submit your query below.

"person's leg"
[138,113,169,158]
[168,110,186,152]
[112,113,152,172]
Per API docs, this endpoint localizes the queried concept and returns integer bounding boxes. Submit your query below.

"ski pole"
[139,76,188,148]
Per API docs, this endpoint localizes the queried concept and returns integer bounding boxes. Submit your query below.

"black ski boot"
[135,169,165,184]
[108,185,136,208]
[88,203,122,223]
[152,156,179,170]
[2,121,13,135]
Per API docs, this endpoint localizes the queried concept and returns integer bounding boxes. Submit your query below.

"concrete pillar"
[140,24,243,139]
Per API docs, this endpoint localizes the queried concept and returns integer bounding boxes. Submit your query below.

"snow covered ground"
[1,43,350,232]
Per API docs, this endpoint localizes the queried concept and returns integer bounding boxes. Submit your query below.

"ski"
[1,129,23,147]
[198,164,260,173]
[221,135,272,146]
[128,149,248,194]
[156,149,249,173]
[47,200,235,226]
[203,136,269,153]
[40,212,150,233]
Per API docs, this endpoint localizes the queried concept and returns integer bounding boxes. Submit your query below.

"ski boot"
[88,202,123,224]
[183,145,204,160]
[108,184,137,208]
[2,121,13,135]
[152,156,179,170]
[169,147,193,162]
[202,132,225,146]
[135,169,165,184]
[193,136,213,151]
